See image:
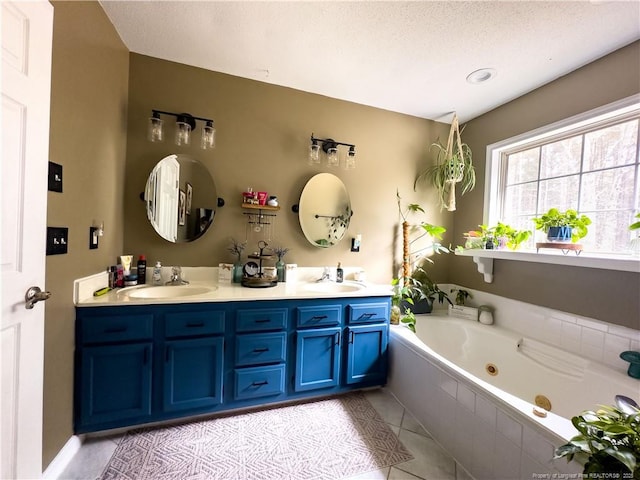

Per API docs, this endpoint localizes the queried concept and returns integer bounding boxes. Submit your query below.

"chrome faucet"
[166,266,189,285]
[317,266,332,282]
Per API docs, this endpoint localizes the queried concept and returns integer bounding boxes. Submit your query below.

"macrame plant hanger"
[443,113,465,212]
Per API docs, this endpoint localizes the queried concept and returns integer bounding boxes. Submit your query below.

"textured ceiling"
[100,1,640,123]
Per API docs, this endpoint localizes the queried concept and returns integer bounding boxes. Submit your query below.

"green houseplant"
[532,208,592,243]
[414,113,475,212]
[554,401,640,478]
[463,223,531,250]
[391,191,450,325]
[630,213,640,253]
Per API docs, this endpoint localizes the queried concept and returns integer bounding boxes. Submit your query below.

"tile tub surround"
[440,284,640,375]
[387,327,584,480]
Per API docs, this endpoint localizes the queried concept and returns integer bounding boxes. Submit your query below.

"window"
[485,96,640,254]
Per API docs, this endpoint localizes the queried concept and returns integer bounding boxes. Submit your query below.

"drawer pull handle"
[186,322,205,328]
[335,332,340,345]
[251,380,268,386]
[359,313,376,320]
[104,327,127,333]
[254,319,271,323]
[311,315,328,321]
[349,331,355,344]
[253,347,269,353]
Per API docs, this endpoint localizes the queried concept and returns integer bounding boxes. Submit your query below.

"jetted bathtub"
[388,314,639,479]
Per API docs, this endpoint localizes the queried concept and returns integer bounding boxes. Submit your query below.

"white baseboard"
[42,435,83,480]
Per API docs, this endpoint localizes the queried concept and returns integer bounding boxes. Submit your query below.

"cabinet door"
[345,324,388,385]
[78,343,152,428]
[163,337,224,412]
[294,327,341,392]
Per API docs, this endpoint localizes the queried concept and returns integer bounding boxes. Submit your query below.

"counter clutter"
[74,266,392,306]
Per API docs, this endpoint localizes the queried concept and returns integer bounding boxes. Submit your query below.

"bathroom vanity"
[74,282,390,434]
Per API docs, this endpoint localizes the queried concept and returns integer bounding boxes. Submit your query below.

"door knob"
[25,286,51,310]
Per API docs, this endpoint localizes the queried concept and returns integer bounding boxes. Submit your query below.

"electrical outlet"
[46,227,68,255]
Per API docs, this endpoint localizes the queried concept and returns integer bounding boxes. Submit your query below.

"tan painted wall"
[450,41,640,329]
[44,1,129,468]
[123,54,452,285]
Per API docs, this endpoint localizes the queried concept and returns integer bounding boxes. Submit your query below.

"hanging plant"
[414,113,475,212]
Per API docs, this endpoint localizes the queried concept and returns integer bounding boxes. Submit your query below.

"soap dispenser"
[152,261,163,286]
[336,262,344,283]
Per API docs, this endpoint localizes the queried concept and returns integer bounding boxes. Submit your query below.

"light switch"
[48,162,63,192]
[89,227,99,249]
[46,227,68,255]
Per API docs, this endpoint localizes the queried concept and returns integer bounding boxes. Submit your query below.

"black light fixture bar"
[152,109,214,129]
[311,133,354,153]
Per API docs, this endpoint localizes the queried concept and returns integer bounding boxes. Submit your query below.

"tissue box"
[218,263,233,283]
[448,304,478,321]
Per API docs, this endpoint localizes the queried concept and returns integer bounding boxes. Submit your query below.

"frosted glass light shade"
[175,121,191,146]
[327,147,339,167]
[308,143,321,164]
[148,116,164,142]
[201,122,216,149]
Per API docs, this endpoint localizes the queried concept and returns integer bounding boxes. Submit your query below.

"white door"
[1,1,53,478]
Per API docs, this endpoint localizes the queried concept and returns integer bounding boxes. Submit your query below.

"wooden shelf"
[241,203,280,211]
[535,243,583,255]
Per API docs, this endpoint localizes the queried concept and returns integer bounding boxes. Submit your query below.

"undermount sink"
[303,281,365,294]
[124,285,217,299]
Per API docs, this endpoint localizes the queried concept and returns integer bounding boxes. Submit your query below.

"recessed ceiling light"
[466,68,497,84]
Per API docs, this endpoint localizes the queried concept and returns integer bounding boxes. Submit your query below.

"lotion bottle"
[152,261,163,286]
[336,262,344,283]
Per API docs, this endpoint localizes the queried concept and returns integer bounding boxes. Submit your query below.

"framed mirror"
[298,173,352,248]
[144,154,217,242]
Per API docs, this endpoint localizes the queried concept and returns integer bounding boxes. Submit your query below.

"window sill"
[455,248,640,283]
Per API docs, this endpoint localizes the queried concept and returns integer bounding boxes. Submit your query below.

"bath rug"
[100,392,413,480]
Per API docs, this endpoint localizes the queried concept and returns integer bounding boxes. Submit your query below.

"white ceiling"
[99,1,640,123]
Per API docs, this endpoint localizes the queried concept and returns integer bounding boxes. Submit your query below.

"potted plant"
[227,238,246,283]
[450,288,472,306]
[414,113,475,212]
[554,399,639,478]
[532,208,592,243]
[272,245,290,282]
[391,191,449,324]
[462,223,531,250]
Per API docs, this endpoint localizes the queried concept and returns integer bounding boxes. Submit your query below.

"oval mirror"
[298,173,352,248]
[144,154,217,242]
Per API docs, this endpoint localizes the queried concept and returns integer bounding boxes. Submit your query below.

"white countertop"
[76,274,393,307]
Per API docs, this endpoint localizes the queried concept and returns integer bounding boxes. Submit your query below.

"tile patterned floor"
[60,388,468,480]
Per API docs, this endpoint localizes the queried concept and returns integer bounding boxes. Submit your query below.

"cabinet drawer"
[165,311,225,338]
[236,308,287,332]
[347,302,389,324]
[296,305,341,328]
[235,332,287,367]
[81,314,153,344]
[234,364,286,401]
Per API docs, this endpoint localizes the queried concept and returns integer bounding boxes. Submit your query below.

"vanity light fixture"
[308,134,357,169]
[148,110,216,150]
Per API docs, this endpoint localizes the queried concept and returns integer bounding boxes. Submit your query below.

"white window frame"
[461,94,640,280]
[485,94,640,228]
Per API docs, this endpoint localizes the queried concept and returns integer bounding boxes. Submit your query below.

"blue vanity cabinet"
[75,309,154,430]
[233,307,288,402]
[162,309,226,413]
[75,295,391,433]
[345,302,390,385]
[293,303,342,392]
